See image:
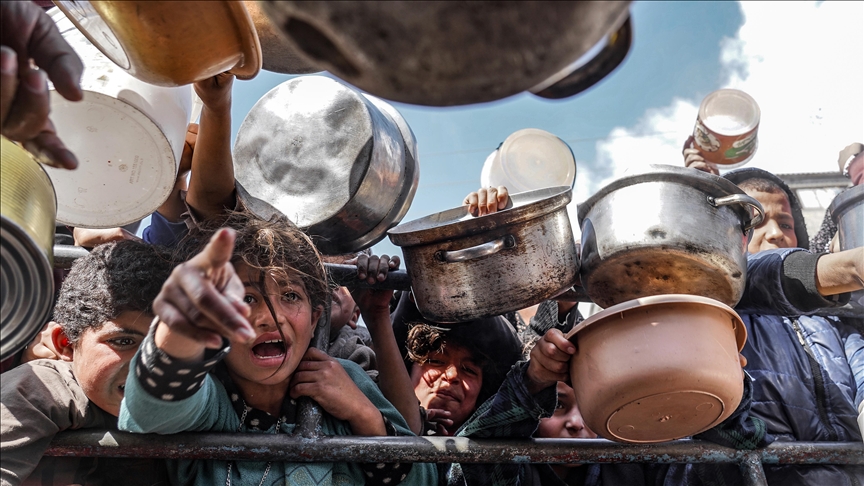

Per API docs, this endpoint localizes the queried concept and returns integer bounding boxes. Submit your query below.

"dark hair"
[736,177,787,197]
[53,240,174,343]
[176,210,329,311]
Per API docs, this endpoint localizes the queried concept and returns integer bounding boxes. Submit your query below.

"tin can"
[692,89,760,167]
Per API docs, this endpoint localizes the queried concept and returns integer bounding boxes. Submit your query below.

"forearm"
[186,104,235,221]
[348,402,388,436]
[364,311,423,434]
[154,321,206,361]
[815,248,864,296]
[154,174,189,222]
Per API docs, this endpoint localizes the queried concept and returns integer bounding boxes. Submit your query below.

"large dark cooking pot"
[578,165,764,308]
[260,1,631,106]
[233,76,416,254]
[388,187,578,323]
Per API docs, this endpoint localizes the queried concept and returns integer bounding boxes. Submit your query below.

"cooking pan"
[54,0,261,86]
[260,1,631,106]
[233,76,416,254]
[388,187,579,322]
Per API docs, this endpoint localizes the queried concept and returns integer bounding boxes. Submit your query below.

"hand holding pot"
[0,2,83,169]
[526,329,576,394]
[463,186,510,217]
[682,136,720,176]
[193,72,234,111]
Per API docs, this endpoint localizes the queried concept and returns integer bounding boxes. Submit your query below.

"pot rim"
[565,294,747,352]
[828,184,862,224]
[225,1,263,80]
[388,186,572,247]
[576,164,751,225]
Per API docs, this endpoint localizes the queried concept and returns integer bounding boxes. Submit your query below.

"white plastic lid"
[44,91,177,228]
[481,128,576,193]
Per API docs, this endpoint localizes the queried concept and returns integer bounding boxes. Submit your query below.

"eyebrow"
[101,328,146,337]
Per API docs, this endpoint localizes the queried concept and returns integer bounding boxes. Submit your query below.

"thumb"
[192,228,236,272]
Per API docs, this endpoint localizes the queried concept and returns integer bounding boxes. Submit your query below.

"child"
[0,240,174,486]
[119,212,436,485]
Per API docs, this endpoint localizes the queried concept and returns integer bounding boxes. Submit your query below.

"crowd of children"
[2,3,863,485]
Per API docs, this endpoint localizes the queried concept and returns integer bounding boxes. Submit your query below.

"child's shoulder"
[2,359,77,392]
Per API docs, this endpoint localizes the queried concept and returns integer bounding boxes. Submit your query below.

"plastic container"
[692,89,760,168]
[43,8,191,228]
[480,129,576,192]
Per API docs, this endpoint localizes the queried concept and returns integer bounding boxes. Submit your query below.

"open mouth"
[118,384,125,393]
[252,339,286,359]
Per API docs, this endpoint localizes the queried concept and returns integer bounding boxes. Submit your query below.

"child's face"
[537,382,597,439]
[225,263,321,387]
[744,189,798,253]
[329,286,359,336]
[411,343,483,431]
[69,311,153,416]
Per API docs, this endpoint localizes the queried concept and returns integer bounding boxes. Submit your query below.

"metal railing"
[45,432,864,486]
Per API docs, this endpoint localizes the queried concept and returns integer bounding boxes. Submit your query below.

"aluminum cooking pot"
[578,165,764,308]
[233,76,416,254]
[54,1,261,86]
[243,1,320,74]
[1,137,57,361]
[388,186,579,323]
[260,1,630,106]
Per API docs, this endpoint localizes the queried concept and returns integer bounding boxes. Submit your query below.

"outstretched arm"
[185,73,237,222]
[815,247,864,296]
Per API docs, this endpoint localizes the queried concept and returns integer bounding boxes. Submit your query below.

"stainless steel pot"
[260,1,631,106]
[578,165,764,308]
[388,187,579,323]
[233,75,416,254]
[829,185,863,250]
[1,137,57,361]
[829,184,864,308]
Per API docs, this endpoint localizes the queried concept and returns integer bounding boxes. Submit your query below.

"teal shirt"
[119,352,436,486]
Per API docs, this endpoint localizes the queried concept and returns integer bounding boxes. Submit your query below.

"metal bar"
[294,294,332,439]
[739,453,769,486]
[45,433,864,465]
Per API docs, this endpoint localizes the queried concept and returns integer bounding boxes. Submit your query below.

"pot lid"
[565,294,747,352]
[233,76,404,229]
[828,184,863,224]
[388,186,571,247]
[577,164,752,226]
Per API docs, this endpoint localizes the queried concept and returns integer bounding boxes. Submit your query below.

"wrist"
[350,401,388,436]
[154,321,206,361]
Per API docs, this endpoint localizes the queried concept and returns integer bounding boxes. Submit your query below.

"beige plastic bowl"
[566,294,746,444]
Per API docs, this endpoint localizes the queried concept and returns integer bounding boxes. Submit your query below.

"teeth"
[253,352,285,359]
[262,339,283,344]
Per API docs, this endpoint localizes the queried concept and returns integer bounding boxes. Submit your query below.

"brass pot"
[54,1,261,86]
[1,137,57,361]
[566,294,746,444]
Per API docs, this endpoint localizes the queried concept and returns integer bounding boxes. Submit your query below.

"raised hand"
[463,186,510,217]
[526,329,576,394]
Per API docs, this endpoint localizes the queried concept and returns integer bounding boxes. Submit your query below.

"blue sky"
[138,1,864,259]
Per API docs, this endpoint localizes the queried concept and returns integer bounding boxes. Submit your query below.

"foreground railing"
[46,432,863,486]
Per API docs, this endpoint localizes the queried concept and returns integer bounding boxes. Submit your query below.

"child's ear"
[347,305,361,330]
[311,305,324,327]
[51,324,74,361]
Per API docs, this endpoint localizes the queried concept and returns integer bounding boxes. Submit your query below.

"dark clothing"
[327,325,378,381]
[809,208,837,254]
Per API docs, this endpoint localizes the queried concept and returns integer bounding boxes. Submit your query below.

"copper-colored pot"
[0,137,57,361]
[54,1,261,86]
[566,294,746,444]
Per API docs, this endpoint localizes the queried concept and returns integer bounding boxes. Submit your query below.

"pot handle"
[709,194,765,232]
[435,235,516,263]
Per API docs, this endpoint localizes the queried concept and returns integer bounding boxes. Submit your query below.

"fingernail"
[25,69,47,92]
[0,48,15,74]
[238,325,255,341]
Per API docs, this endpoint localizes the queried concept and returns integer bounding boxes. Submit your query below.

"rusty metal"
[739,453,768,486]
[294,293,331,439]
[45,433,863,466]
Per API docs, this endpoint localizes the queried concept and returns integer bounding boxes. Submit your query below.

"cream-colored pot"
[566,294,746,444]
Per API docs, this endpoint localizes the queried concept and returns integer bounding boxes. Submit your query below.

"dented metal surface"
[45,433,864,466]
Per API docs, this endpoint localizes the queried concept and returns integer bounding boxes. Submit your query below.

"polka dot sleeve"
[358,414,414,485]
[135,327,229,401]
